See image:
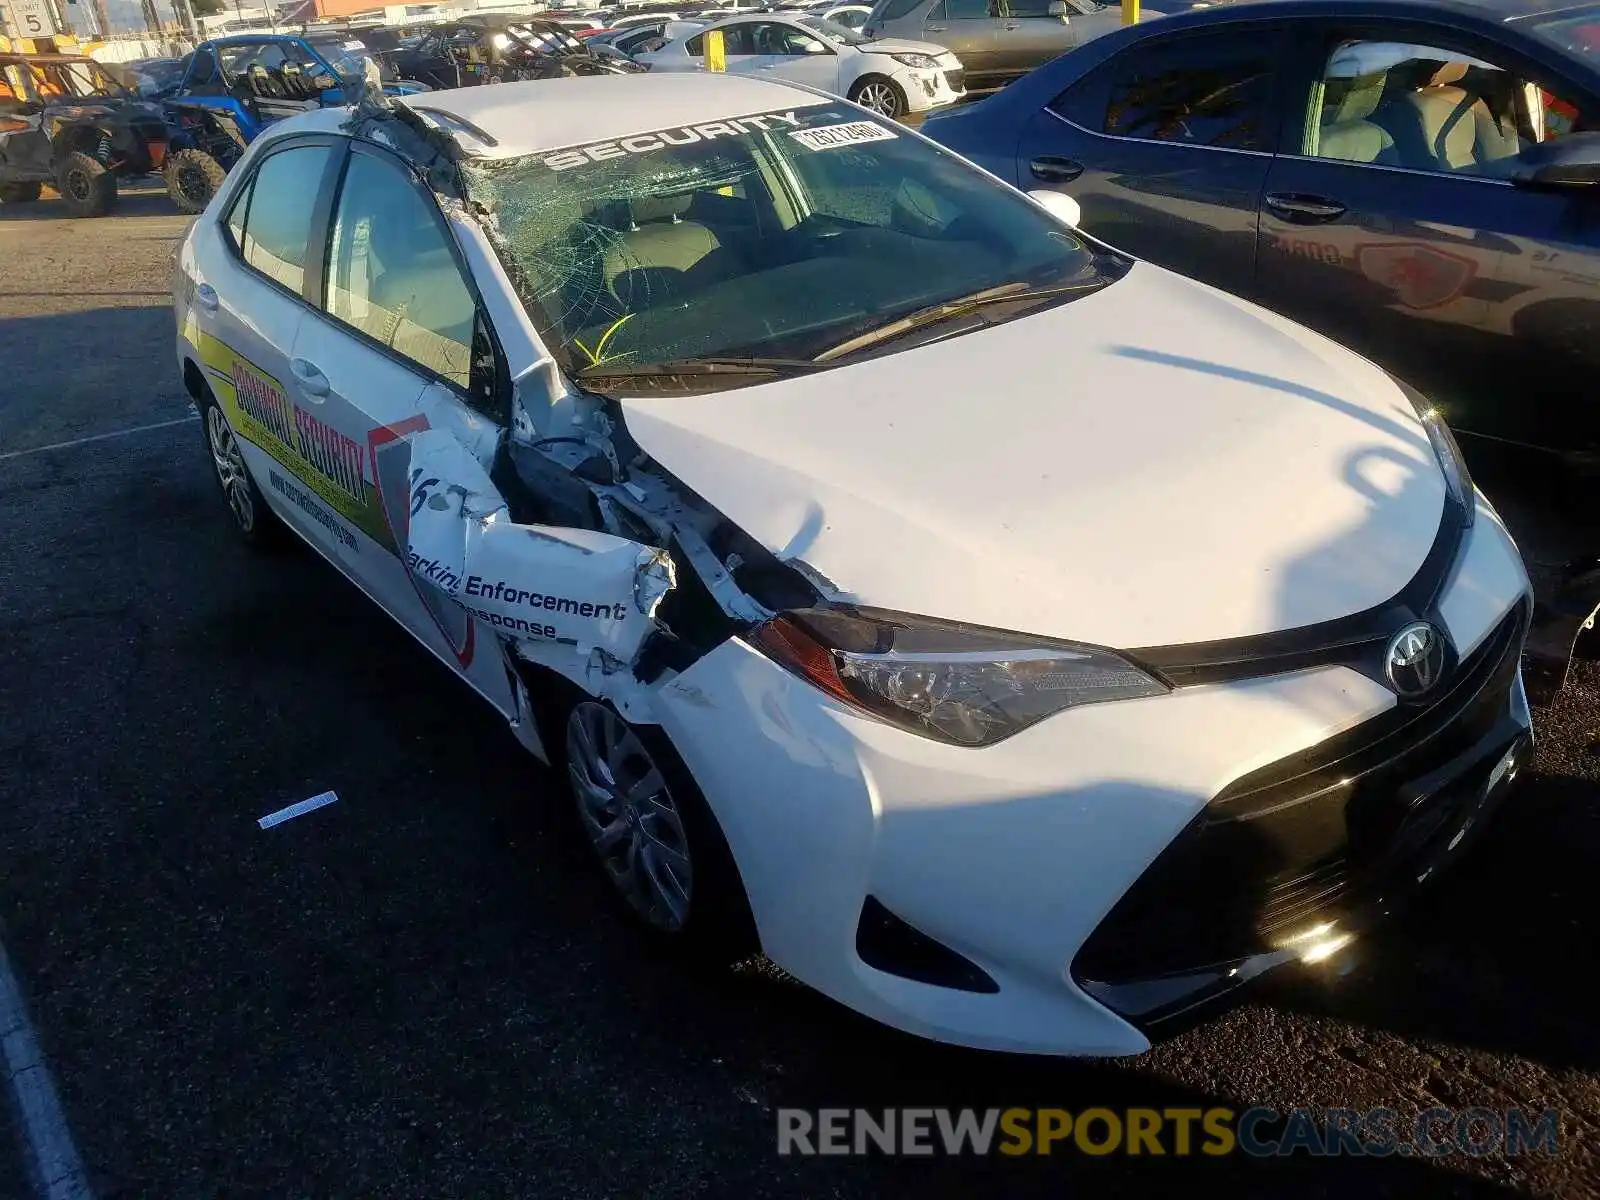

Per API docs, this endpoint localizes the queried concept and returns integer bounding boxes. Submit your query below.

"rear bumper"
[1073,602,1533,1033]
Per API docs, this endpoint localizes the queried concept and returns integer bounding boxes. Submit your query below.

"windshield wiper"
[812,280,1096,363]
[574,355,824,381]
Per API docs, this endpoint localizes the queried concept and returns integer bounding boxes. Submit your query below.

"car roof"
[396,71,828,158]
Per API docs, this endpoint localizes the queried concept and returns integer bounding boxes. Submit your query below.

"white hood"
[620,263,1447,650]
[858,38,955,59]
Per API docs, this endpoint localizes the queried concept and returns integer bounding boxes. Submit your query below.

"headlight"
[750,606,1169,747]
[892,52,941,69]
[1397,379,1475,528]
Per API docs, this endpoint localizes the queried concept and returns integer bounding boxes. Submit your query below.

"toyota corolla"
[172,72,1534,1056]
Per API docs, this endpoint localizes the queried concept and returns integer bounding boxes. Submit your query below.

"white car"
[174,72,1533,1058]
[634,13,963,117]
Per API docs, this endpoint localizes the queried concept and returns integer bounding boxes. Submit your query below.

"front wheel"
[0,181,43,204]
[165,148,227,215]
[561,698,758,962]
[849,75,906,119]
[55,150,117,218]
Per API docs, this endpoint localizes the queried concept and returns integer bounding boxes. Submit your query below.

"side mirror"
[1027,187,1081,228]
[1513,130,1600,191]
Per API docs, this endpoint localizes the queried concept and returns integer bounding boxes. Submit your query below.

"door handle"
[194,282,218,313]
[1263,192,1346,223]
[1030,155,1084,183]
[290,357,330,400]
[1005,21,1019,28]
[925,23,946,30]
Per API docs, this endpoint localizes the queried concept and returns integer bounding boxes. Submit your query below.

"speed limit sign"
[2,0,60,39]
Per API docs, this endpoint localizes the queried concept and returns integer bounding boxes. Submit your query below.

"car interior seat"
[1379,60,1529,174]
[1317,70,1398,164]
[599,193,743,314]
[360,200,477,385]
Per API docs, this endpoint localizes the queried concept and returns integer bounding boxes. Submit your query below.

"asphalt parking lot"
[3,181,1600,1199]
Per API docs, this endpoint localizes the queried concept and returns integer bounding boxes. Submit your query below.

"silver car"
[863,0,1157,93]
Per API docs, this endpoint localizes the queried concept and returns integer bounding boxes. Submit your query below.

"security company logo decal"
[202,335,392,552]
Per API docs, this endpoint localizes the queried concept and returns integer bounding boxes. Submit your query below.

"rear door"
[922,0,1006,87]
[1255,19,1600,454]
[1016,25,1286,298]
[293,138,515,708]
[194,136,344,552]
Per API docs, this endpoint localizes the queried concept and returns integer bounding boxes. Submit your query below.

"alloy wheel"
[855,81,900,117]
[566,701,694,932]
[206,405,255,533]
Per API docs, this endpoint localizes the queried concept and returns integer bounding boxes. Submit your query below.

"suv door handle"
[290,358,330,400]
[194,283,218,313]
[925,23,946,30]
[1030,155,1084,183]
[1263,192,1346,222]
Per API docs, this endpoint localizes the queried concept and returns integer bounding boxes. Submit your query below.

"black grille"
[944,68,965,93]
[1073,602,1528,987]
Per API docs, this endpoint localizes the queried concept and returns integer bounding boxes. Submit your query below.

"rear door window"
[235,144,333,292]
[1050,32,1278,151]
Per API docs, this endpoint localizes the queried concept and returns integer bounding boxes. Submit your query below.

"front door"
[749,21,843,92]
[1256,22,1600,455]
[296,139,516,710]
[1017,27,1285,299]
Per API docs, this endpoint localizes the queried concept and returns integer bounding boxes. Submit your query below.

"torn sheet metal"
[404,429,675,663]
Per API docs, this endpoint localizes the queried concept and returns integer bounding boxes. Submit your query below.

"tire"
[165,148,227,215]
[198,390,285,548]
[556,694,759,964]
[55,150,118,218]
[0,181,43,204]
[849,75,906,119]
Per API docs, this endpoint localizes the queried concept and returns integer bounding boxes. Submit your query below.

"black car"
[922,0,1600,473]
[384,16,643,88]
[0,52,171,217]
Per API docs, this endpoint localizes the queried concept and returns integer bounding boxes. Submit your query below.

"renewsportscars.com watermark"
[777,1106,1562,1158]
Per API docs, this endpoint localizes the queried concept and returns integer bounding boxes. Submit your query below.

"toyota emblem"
[1385,621,1447,697]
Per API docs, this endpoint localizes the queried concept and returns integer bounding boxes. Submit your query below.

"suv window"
[237,144,332,291]
[324,150,478,390]
[875,0,926,17]
[1305,38,1598,175]
[1052,33,1276,150]
[225,174,254,250]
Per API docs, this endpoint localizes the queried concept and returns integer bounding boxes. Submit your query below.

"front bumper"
[1074,601,1533,1032]
[899,61,966,113]
[652,500,1533,1056]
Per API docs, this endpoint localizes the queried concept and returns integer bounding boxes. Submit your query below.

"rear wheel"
[165,148,227,215]
[0,181,43,204]
[55,151,117,218]
[849,75,905,119]
[200,391,284,547]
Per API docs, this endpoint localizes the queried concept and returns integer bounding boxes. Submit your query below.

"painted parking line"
[0,940,93,1200]
[0,414,198,463]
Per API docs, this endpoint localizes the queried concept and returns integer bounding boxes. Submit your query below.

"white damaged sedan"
[173,72,1533,1057]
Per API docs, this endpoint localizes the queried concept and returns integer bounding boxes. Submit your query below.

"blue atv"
[161,33,428,213]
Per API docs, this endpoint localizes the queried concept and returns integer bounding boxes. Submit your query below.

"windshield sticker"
[789,121,898,152]
[541,110,808,171]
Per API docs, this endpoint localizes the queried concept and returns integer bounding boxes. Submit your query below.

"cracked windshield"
[463,103,1113,391]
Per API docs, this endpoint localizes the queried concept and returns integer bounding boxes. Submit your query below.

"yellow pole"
[1122,0,1139,22]
[705,29,726,72]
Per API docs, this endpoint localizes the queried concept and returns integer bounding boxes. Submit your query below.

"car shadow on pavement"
[0,181,177,224]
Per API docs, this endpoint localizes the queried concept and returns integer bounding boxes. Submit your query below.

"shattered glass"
[460,103,1106,386]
